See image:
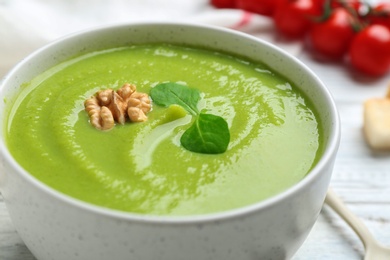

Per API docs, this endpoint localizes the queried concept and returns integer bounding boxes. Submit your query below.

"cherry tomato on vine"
[273,0,323,38]
[331,0,362,12]
[210,0,237,9]
[236,0,277,16]
[348,24,390,76]
[368,3,390,30]
[309,7,356,59]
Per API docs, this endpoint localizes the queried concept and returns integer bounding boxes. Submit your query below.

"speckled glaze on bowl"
[0,23,340,260]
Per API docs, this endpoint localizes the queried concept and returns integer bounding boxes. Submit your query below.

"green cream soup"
[6,44,322,216]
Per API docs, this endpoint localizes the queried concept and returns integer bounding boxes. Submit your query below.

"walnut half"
[84,83,152,130]
[127,92,151,122]
[84,96,115,131]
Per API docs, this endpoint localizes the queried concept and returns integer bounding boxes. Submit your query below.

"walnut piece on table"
[84,83,151,131]
[363,85,390,150]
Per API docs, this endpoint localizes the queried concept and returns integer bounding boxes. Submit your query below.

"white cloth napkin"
[0,0,302,78]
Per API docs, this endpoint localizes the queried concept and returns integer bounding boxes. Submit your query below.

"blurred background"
[1,0,309,78]
[0,0,214,77]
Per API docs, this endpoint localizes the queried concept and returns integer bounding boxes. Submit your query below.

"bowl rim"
[0,21,341,224]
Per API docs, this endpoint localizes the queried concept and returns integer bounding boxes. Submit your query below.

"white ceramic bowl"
[0,23,340,260]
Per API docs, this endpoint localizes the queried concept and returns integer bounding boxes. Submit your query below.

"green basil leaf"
[150,82,200,115]
[180,113,230,154]
[150,82,231,154]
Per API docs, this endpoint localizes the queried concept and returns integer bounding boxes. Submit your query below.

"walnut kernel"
[84,96,115,131]
[84,83,151,130]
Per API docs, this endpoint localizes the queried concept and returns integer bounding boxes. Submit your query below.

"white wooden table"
[293,50,390,259]
[1,1,390,259]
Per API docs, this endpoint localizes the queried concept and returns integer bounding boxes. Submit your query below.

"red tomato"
[236,0,277,16]
[309,8,356,59]
[210,0,237,8]
[273,0,323,38]
[368,3,390,30]
[348,24,390,76]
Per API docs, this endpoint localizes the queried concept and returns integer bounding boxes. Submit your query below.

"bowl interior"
[0,22,339,219]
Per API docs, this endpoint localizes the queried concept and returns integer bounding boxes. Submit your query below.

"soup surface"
[6,44,322,215]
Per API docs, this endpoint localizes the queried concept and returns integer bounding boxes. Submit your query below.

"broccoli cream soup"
[6,44,322,216]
